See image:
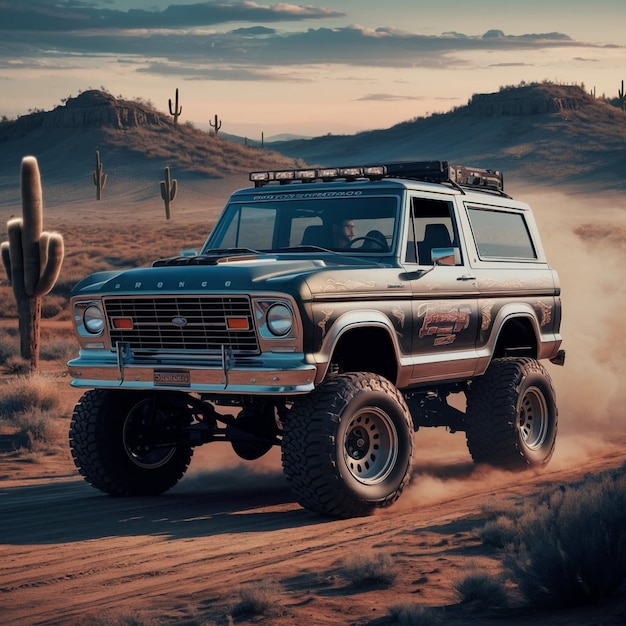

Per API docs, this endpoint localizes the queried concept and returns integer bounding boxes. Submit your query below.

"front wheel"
[69,390,193,496]
[465,358,558,470]
[281,373,414,518]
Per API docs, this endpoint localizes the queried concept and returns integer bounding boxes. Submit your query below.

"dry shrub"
[231,579,286,618]
[340,551,400,589]
[0,330,21,364]
[10,407,60,452]
[454,570,509,609]
[0,286,17,317]
[478,515,518,549]
[388,603,444,626]
[78,609,161,626]
[41,338,76,362]
[0,374,62,418]
[490,465,626,609]
[41,295,66,319]
[3,355,30,375]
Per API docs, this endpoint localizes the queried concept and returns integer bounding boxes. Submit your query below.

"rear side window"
[467,207,537,260]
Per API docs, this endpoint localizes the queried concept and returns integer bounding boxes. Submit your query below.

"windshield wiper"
[153,248,266,266]
[201,247,264,256]
[276,245,336,253]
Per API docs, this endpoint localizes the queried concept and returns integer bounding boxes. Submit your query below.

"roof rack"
[249,160,505,193]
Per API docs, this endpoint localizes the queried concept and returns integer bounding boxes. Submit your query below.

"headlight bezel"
[266,302,294,337]
[74,302,105,336]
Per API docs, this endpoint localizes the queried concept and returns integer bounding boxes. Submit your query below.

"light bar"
[249,161,504,192]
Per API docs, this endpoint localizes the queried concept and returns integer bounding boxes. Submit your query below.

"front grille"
[104,296,259,354]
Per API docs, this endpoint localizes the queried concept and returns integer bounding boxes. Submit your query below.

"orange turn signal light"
[112,317,133,330]
[226,317,249,330]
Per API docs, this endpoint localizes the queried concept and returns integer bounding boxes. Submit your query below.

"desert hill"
[274,83,626,191]
[0,90,299,217]
[0,82,625,222]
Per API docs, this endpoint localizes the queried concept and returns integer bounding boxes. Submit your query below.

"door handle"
[457,274,476,281]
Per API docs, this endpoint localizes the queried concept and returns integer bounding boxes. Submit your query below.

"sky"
[0,0,625,137]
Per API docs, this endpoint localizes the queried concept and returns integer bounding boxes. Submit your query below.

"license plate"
[154,370,190,386]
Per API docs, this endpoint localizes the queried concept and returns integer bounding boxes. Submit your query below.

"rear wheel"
[465,358,558,469]
[69,389,193,495]
[282,373,413,517]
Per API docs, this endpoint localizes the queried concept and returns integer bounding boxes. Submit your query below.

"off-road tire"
[465,357,557,470]
[281,372,413,518]
[69,389,193,496]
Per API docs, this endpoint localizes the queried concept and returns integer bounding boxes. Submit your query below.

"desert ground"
[1,175,625,625]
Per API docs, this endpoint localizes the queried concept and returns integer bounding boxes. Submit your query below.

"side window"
[406,198,459,265]
[467,207,537,260]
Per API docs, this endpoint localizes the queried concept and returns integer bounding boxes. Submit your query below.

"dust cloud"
[398,185,626,509]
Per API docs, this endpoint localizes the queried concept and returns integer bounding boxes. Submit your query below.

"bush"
[388,603,444,625]
[231,579,285,618]
[501,466,626,608]
[0,329,20,363]
[11,407,60,451]
[478,515,519,549]
[340,551,399,589]
[0,374,62,418]
[454,570,509,609]
[41,338,76,362]
[3,355,30,374]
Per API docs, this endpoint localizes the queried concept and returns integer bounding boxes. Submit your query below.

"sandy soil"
[2,422,626,626]
[1,180,626,625]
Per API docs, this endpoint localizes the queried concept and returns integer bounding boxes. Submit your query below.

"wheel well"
[494,317,538,359]
[330,326,397,382]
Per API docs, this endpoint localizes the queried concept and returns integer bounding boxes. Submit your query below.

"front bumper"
[68,345,317,395]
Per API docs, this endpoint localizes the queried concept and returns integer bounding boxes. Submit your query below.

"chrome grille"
[104,296,259,354]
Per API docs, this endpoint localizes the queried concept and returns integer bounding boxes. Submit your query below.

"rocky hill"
[0,91,165,139]
[0,90,299,214]
[274,83,626,190]
[0,83,624,219]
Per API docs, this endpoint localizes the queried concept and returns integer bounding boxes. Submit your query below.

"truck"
[68,160,565,518]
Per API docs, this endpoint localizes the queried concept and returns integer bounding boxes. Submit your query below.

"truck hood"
[71,254,388,297]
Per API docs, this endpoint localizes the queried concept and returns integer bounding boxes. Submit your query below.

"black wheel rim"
[122,399,177,469]
[342,407,398,485]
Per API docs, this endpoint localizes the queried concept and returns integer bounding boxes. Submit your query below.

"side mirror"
[432,247,461,266]
[179,249,198,257]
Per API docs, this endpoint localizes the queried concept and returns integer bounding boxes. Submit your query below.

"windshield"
[203,196,399,254]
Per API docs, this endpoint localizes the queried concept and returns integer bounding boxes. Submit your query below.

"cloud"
[136,61,311,82]
[356,93,428,102]
[0,3,619,83]
[0,0,344,31]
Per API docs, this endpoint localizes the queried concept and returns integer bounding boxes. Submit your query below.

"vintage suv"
[68,161,565,518]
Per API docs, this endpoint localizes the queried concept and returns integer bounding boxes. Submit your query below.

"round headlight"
[83,304,104,335]
[266,303,293,337]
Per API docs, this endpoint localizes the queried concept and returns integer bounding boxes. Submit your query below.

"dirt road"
[2,430,626,626]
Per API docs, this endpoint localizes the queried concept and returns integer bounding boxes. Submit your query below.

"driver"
[332,218,355,248]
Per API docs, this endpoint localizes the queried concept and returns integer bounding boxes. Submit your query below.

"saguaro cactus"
[168,88,182,124]
[160,166,177,220]
[619,80,625,111]
[209,114,222,136]
[0,156,64,371]
[93,150,107,200]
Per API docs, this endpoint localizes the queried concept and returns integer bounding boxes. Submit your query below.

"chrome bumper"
[68,345,317,395]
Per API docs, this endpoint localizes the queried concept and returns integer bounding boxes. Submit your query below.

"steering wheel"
[347,236,387,249]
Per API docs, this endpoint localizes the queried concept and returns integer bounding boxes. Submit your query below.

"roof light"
[275,170,295,181]
[317,168,339,179]
[363,166,386,178]
[250,171,269,182]
[295,169,316,180]
[249,161,505,193]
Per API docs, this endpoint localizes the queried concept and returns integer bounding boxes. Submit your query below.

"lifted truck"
[68,161,565,518]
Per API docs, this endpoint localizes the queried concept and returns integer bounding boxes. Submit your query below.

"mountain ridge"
[273,83,626,189]
[0,82,624,218]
